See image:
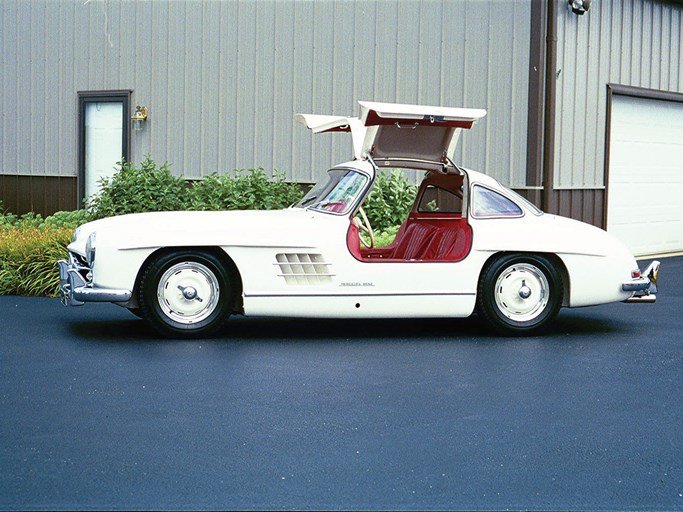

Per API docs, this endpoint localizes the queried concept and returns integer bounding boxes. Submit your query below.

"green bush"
[362,170,417,232]
[0,225,72,296]
[373,225,401,248]
[86,158,303,217]
[0,207,93,297]
[42,209,94,229]
[1,210,40,228]
[0,209,92,230]
[188,168,303,211]
[86,155,188,218]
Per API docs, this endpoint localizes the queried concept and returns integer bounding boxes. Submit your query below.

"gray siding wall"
[554,0,683,188]
[1,0,531,186]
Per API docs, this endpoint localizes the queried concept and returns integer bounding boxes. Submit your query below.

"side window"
[417,185,463,214]
[471,185,523,218]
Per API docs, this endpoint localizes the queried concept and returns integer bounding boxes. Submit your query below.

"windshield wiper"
[298,195,319,208]
[303,199,332,211]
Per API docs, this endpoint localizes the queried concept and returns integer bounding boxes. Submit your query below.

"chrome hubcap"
[494,263,549,322]
[179,285,198,300]
[518,282,532,299]
[157,262,220,324]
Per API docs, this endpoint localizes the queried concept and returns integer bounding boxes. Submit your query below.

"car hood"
[70,209,341,253]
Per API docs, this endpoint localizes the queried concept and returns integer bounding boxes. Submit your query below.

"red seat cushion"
[390,223,437,260]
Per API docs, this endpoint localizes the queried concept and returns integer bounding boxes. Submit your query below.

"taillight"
[631,270,641,279]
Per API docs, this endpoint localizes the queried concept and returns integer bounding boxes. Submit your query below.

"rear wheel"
[477,254,562,335]
[139,250,233,338]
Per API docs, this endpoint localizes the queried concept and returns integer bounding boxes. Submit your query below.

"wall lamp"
[568,0,591,15]
[131,105,148,131]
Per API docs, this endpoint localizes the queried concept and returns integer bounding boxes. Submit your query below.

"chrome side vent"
[275,253,333,285]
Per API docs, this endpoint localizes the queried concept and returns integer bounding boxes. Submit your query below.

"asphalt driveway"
[0,256,681,511]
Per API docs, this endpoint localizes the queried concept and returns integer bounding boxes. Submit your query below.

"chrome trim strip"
[276,274,336,278]
[244,292,476,298]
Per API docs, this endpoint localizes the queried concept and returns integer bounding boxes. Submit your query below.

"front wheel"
[138,250,233,338]
[477,254,563,335]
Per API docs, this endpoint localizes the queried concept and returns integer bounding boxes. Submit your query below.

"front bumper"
[622,260,660,304]
[57,253,132,306]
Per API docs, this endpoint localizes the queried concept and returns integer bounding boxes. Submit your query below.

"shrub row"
[1,157,417,297]
[84,156,417,231]
[86,156,304,218]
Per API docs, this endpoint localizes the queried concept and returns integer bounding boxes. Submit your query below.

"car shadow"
[67,309,623,343]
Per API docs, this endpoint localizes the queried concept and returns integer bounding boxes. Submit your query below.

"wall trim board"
[0,175,78,217]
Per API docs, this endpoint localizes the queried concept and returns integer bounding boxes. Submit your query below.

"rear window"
[417,185,463,214]
[471,185,523,218]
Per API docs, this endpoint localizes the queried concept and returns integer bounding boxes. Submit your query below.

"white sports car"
[59,101,659,337]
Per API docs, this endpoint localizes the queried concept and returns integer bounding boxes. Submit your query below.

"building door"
[78,92,130,206]
[606,93,683,256]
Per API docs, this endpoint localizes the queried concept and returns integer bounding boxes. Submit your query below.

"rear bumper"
[58,255,132,306]
[622,260,659,304]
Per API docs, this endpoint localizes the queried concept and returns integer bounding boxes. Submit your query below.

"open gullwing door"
[296,102,486,170]
[294,114,366,160]
[358,101,486,171]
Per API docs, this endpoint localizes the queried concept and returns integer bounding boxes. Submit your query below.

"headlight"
[85,232,96,267]
[72,226,82,243]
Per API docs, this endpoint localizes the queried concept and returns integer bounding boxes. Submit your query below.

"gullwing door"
[296,101,486,171]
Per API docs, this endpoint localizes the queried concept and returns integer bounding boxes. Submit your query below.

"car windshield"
[296,168,369,214]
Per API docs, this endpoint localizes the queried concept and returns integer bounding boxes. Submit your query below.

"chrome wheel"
[494,263,550,322]
[139,250,234,337]
[157,262,220,324]
[477,254,563,335]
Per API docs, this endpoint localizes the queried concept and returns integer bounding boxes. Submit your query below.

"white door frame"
[77,91,131,208]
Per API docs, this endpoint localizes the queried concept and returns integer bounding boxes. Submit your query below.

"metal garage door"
[606,94,683,256]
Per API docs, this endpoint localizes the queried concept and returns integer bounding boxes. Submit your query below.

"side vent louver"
[275,253,333,285]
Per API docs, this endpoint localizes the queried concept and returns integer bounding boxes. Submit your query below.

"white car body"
[59,101,659,337]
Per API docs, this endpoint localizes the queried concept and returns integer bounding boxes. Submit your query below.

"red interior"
[346,170,472,263]
[347,212,472,263]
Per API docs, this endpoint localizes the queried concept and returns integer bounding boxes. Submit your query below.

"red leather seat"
[390,223,437,260]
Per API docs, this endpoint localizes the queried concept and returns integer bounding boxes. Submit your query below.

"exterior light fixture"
[131,105,148,131]
[568,0,591,15]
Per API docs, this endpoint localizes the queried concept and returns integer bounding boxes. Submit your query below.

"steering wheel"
[355,207,375,248]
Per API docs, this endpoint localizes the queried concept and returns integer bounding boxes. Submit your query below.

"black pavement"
[0,257,681,511]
